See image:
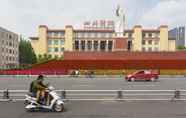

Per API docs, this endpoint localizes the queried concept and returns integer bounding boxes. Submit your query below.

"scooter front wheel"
[24,100,30,106]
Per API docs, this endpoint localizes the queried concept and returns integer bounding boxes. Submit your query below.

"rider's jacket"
[29,80,47,93]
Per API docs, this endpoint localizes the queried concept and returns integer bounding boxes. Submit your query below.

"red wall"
[114,38,127,51]
[30,51,186,70]
[32,60,186,70]
[2,51,186,75]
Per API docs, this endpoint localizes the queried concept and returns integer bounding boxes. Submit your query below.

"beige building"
[30,25,176,58]
[0,27,19,69]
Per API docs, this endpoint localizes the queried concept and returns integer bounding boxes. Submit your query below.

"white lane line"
[128,84,157,87]
[73,84,93,87]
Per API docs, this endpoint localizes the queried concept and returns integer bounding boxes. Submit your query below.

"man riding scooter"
[29,75,47,105]
[26,75,64,112]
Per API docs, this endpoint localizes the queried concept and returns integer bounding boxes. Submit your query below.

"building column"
[79,40,81,51]
[64,25,73,51]
[106,40,109,51]
[133,25,142,51]
[98,40,101,51]
[112,40,115,51]
[91,40,94,52]
[85,40,88,51]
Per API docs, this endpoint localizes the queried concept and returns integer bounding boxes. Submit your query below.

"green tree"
[48,54,52,59]
[177,45,186,50]
[19,38,37,67]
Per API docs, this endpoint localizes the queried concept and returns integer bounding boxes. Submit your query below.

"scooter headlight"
[48,86,55,91]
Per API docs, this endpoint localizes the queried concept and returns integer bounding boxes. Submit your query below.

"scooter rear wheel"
[53,103,64,112]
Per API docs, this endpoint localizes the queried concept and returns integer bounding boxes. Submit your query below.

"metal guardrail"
[0,89,186,101]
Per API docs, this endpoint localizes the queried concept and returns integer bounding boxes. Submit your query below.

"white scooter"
[25,86,64,112]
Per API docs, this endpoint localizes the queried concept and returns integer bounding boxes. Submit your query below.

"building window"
[59,32,65,37]
[54,40,59,45]
[48,32,52,37]
[124,32,127,37]
[128,33,132,38]
[61,40,65,45]
[54,47,59,52]
[61,47,64,52]
[9,49,12,54]
[148,40,152,45]
[54,55,58,59]
[48,40,52,45]
[154,40,159,45]
[155,33,159,38]
[75,41,79,50]
[142,40,146,45]
[48,47,53,52]
[53,32,58,37]
[87,41,92,50]
[94,41,98,51]
[100,41,106,51]
[108,41,113,51]
[9,35,12,39]
[154,47,159,52]
[142,33,146,38]
[81,41,85,51]
[148,33,152,38]
[2,40,4,45]
[128,41,132,51]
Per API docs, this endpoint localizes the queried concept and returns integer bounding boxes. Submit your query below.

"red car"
[125,70,159,82]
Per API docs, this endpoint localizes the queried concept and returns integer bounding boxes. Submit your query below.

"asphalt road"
[0,76,186,90]
[1,101,186,118]
[1,77,186,117]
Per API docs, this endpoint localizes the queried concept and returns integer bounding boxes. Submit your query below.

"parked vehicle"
[25,85,64,112]
[125,70,159,82]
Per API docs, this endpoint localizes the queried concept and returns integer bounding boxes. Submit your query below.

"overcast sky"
[0,0,186,37]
